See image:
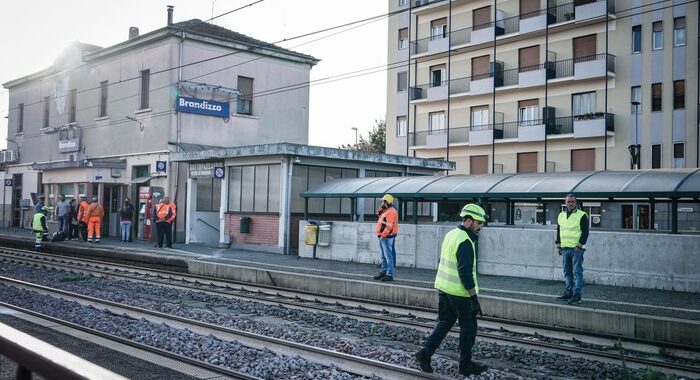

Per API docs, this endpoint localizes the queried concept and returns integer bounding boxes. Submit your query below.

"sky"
[0,0,389,149]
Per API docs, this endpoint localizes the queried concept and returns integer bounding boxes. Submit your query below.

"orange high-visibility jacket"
[166,202,176,223]
[78,201,90,223]
[375,207,399,238]
[86,203,104,219]
[155,203,173,223]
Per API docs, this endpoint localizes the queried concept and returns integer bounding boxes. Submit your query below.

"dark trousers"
[69,221,79,239]
[156,221,172,248]
[79,221,88,241]
[420,291,477,370]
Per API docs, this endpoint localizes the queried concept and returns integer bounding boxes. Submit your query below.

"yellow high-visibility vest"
[32,213,45,231]
[434,228,478,297]
[558,209,587,248]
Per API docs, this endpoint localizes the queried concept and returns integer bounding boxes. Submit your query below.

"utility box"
[239,216,251,233]
[317,222,333,247]
[304,223,318,245]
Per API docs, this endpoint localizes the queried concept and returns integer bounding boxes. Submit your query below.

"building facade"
[1,9,318,239]
[386,0,698,174]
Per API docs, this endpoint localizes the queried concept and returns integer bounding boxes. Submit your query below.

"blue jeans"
[562,247,585,297]
[58,215,70,235]
[420,292,477,370]
[120,221,132,242]
[379,236,396,276]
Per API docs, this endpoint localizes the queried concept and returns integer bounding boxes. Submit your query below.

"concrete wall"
[299,221,700,292]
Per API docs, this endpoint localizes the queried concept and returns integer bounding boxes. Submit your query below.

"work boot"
[372,272,386,280]
[460,361,488,376]
[381,275,394,282]
[556,293,573,301]
[414,350,433,373]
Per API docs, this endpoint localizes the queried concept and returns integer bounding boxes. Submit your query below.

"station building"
[385,0,699,174]
[1,7,319,240]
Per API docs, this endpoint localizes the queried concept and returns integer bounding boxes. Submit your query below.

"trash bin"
[304,223,318,245]
[240,216,251,233]
[317,222,333,247]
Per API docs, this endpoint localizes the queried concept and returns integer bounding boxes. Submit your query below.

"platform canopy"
[301,169,700,200]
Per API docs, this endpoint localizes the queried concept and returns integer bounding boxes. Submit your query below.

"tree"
[340,119,386,153]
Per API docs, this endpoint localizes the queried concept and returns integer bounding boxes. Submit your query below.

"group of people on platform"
[31,194,177,250]
[371,193,589,376]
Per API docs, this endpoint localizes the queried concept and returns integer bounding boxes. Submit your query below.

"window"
[430,17,447,40]
[237,76,254,115]
[572,91,596,116]
[518,99,539,126]
[651,144,661,169]
[673,80,685,109]
[99,81,108,117]
[518,45,539,72]
[43,97,50,129]
[652,21,663,50]
[139,70,150,110]
[471,106,489,130]
[399,0,408,6]
[631,86,641,114]
[651,83,662,112]
[520,0,540,19]
[196,177,222,212]
[517,152,538,173]
[17,103,23,133]
[473,6,491,31]
[673,143,684,168]
[571,149,595,171]
[471,55,490,79]
[396,116,407,137]
[429,112,445,134]
[674,17,685,46]
[398,28,408,49]
[632,25,642,53]
[430,64,446,87]
[68,89,77,123]
[228,165,281,213]
[470,155,488,174]
[573,34,596,61]
[397,71,407,92]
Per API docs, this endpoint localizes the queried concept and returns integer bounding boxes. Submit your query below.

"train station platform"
[0,228,698,349]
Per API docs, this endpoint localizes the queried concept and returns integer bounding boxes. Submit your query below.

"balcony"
[574,53,616,80]
[412,34,449,56]
[519,8,557,34]
[518,62,556,88]
[408,80,448,102]
[471,16,506,45]
[409,129,448,148]
[575,0,615,22]
[0,149,18,164]
[470,61,504,95]
[573,113,615,137]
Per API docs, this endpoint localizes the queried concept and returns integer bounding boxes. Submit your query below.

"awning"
[130,176,155,184]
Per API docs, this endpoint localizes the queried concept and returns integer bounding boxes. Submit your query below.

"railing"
[409,86,427,100]
[450,27,472,46]
[448,126,470,144]
[502,67,519,86]
[196,217,220,232]
[546,116,574,135]
[551,2,576,23]
[449,76,470,94]
[500,122,519,139]
[410,130,428,146]
[501,14,521,35]
[573,112,615,131]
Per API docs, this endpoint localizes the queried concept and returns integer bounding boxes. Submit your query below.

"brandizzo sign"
[175,96,230,118]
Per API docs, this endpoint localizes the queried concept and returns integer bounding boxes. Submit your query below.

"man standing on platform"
[77,195,90,242]
[556,194,589,305]
[415,204,489,377]
[154,197,175,248]
[372,194,398,282]
[55,194,70,238]
[86,196,104,243]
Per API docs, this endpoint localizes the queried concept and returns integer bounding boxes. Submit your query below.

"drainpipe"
[604,0,609,170]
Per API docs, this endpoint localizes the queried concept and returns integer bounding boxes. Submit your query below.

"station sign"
[175,96,230,118]
[58,138,80,153]
[189,162,224,178]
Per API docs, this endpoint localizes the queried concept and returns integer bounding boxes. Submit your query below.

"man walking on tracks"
[415,204,489,377]
[556,194,589,305]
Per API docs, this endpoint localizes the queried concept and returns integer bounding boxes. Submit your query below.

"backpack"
[51,231,66,242]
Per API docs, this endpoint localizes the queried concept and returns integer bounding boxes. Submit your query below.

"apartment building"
[386,0,698,174]
[2,7,318,238]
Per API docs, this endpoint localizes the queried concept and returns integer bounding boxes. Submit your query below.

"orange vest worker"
[85,198,104,243]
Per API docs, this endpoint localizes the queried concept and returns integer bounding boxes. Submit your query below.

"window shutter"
[470,155,489,174]
[517,152,538,173]
[571,149,595,171]
[519,45,540,71]
[573,34,596,60]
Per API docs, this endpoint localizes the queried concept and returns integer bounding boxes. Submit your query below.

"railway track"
[1,247,698,379]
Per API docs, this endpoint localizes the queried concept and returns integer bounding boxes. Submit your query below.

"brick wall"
[226,213,280,246]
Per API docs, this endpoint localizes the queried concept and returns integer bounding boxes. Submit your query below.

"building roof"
[301,169,700,200]
[170,142,455,171]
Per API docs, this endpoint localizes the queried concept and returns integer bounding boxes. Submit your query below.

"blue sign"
[4,179,12,187]
[175,96,230,118]
[213,167,225,179]
[156,161,167,173]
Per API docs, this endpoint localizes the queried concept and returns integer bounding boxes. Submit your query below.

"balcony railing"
[449,76,470,94]
[573,112,615,131]
[448,126,470,144]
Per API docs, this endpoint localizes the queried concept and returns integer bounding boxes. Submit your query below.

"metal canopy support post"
[413,199,418,224]
[506,199,512,225]
[304,198,308,221]
[671,198,678,234]
[350,198,356,222]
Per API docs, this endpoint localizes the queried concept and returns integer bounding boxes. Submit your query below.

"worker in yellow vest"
[32,206,50,251]
[415,204,489,377]
[555,194,589,305]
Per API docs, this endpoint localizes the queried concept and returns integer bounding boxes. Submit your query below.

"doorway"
[621,203,651,229]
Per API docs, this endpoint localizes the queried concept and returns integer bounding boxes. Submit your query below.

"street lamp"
[351,127,358,146]
[629,101,641,169]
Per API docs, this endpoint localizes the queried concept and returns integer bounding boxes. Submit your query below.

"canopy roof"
[302,169,700,200]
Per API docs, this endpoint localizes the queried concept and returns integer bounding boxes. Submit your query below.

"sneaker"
[414,351,433,373]
[460,361,488,376]
[372,272,386,280]
[556,293,573,301]
[381,275,394,282]
[567,295,582,305]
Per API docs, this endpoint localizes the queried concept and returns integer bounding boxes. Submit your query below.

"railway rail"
[0,246,698,379]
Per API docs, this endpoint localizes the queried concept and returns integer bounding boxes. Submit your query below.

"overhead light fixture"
[125,116,144,131]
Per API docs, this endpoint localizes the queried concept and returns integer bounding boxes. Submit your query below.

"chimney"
[128,27,139,39]
[167,5,174,26]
